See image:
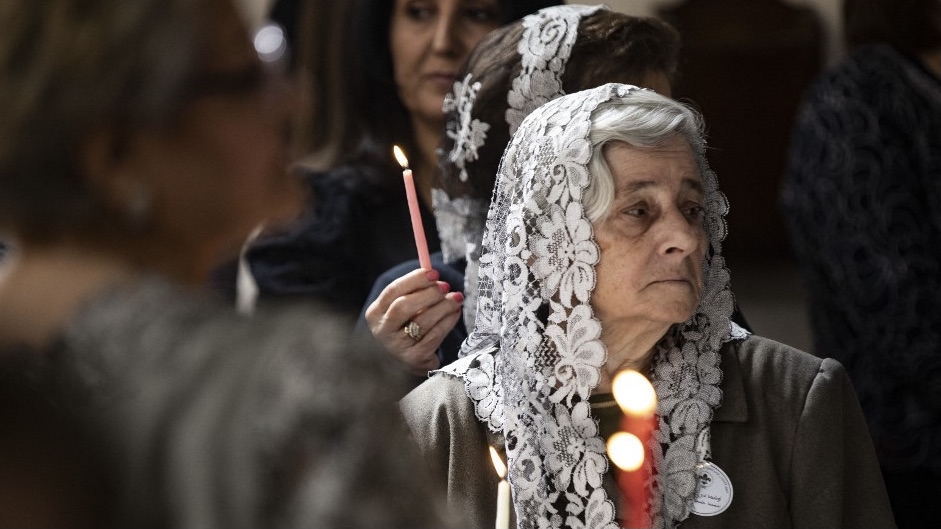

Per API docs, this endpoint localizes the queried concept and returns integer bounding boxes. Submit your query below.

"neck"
[0,244,136,349]
[410,116,444,208]
[595,321,671,393]
[921,49,941,79]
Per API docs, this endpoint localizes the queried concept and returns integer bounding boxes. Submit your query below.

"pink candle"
[393,145,432,270]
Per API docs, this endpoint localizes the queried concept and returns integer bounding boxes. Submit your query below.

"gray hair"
[0,0,204,241]
[583,88,706,223]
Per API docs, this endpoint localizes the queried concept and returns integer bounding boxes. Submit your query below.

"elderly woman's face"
[591,136,707,330]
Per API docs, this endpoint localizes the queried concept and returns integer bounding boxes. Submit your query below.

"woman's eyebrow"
[683,177,704,194]
[616,176,704,195]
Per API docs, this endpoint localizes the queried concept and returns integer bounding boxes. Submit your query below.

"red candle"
[608,370,657,528]
[393,145,432,270]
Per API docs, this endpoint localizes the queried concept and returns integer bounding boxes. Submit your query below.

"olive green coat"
[400,335,897,528]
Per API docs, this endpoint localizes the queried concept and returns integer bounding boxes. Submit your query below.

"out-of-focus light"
[612,369,656,417]
[607,431,644,471]
[254,23,287,64]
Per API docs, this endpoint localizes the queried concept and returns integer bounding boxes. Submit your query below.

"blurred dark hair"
[0,350,116,528]
[844,0,941,54]
[297,0,563,175]
[0,0,203,243]
[438,10,681,201]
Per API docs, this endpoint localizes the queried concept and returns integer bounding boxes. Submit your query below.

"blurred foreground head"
[0,0,301,282]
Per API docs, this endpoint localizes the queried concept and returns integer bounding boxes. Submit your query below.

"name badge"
[690,461,733,516]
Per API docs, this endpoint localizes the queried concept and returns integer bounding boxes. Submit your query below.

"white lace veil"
[438,83,747,528]
[436,4,605,330]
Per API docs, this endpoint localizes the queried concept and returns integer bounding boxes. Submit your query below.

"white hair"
[583,89,706,223]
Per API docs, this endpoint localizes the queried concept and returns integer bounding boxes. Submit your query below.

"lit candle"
[393,145,432,270]
[608,370,657,528]
[489,446,510,529]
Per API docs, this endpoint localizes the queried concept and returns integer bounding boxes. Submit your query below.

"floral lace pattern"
[505,4,604,134]
[439,83,743,529]
[434,5,607,325]
[431,188,488,264]
[443,74,490,183]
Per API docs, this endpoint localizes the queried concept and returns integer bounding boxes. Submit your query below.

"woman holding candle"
[0,0,446,526]
[400,84,896,528]
[364,5,698,379]
[218,0,562,319]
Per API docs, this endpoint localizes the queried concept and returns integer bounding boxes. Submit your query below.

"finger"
[383,281,451,329]
[368,268,440,316]
[365,268,441,325]
[400,294,463,347]
[387,295,463,376]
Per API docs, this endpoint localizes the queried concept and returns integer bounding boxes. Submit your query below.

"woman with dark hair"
[362,5,684,381]
[231,0,562,317]
[781,1,941,526]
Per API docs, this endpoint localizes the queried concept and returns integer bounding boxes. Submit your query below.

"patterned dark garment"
[44,278,447,528]
[781,44,941,474]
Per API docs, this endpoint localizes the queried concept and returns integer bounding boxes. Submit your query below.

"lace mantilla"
[437,83,740,529]
[436,4,607,330]
[505,4,603,134]
[443,74,490,183]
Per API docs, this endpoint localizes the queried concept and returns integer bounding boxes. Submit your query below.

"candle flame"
[612,369,656,417]
[393,145,409,168]
[607,432,645,471]
[489,446,507,479]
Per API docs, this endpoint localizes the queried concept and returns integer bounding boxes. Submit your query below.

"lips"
[426,72,457,91]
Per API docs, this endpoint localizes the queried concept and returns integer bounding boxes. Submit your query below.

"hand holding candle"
[489,446,510,529]
[607,370,657,528]
[393,145,432,270]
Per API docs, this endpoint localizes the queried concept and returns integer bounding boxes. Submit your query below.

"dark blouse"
[781,44,941,473]
[233,164,441,319]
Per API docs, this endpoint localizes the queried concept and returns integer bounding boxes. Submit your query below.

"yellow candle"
[393,145,432,270]
[489,446,510,529]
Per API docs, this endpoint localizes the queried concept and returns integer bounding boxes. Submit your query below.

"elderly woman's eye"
[684,205,705,221]
[624,207,647,217]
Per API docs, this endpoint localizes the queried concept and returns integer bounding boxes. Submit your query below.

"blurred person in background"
[224,0,562,318]
[0,0,447,526]
[780,1,941,526]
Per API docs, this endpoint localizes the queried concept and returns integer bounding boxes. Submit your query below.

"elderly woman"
[0,0,444,527]
[400,84,895,528]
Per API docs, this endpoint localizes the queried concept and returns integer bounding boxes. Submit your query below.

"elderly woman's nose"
[657,207,701,255]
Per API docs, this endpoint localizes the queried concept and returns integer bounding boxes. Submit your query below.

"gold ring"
[403,320,423,342]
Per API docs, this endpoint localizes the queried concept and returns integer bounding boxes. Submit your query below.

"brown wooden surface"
[658,0,823,266]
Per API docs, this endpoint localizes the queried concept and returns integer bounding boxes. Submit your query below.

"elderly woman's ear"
[79,125,154,230]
